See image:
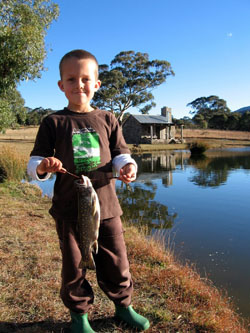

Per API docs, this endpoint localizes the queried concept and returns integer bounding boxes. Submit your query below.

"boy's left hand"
[119,163,137,184]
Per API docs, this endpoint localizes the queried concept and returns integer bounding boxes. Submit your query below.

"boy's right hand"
[36,157,66,175]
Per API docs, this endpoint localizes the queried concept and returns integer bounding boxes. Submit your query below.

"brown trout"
[75,175,100,270]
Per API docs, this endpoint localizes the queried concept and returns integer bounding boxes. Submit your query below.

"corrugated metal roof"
[132,114,172,124]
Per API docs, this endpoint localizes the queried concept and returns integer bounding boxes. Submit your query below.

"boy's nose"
[76,79,84,89]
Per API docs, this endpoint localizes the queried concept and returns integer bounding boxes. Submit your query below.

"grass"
[0,146,28,182]
[1,126,250,157]
[0,126,38,156]
[0,181,248,333]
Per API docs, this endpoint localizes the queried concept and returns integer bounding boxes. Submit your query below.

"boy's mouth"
[75,90,86,95]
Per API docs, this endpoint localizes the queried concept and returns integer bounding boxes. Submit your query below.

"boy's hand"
[118,163,136,184]
[36,157,66,175]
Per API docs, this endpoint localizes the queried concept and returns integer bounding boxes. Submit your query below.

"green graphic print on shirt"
[72,129,100,173]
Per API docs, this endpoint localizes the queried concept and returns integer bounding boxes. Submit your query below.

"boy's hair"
[59,49,99,79]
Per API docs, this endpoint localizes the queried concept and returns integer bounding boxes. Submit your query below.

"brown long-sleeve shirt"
[30,108,130,220]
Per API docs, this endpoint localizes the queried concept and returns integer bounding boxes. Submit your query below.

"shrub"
[188,141,209,156]
[0,146,27,182]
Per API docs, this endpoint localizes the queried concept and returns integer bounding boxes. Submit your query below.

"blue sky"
[18,0,250,119]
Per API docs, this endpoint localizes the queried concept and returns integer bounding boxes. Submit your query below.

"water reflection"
[117,182,177,233]
[189,153,250,187]
[132,149,250,187]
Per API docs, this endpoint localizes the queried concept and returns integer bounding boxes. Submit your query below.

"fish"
[75,175,100,270]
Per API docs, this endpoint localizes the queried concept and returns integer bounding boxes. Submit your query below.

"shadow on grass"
[0,317,132,333]
[0,321,69,333]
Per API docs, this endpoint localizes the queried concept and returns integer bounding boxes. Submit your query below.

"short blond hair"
[59,49,99,79]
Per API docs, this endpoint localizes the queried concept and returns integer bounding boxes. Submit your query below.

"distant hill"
[234,106,250,114]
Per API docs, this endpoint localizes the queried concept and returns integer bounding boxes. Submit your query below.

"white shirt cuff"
[27,156,52,181]
[112,154,137,176]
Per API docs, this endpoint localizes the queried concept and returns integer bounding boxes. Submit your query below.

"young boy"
[27,49,150,333]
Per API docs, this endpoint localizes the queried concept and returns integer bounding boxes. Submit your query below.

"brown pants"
[55,216,133,314]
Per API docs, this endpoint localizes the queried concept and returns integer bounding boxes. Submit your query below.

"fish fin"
[92,239,98,255]
[92,191,100,219]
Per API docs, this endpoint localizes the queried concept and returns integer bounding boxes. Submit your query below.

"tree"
[226,112,241,130]
[0,88,26,132]
[208,114,228,129]
[173,116,197,128]
[193,114,208,129]
[26,107,54,125]
[0,0,59,93]
[92,51,174,123]
[187,95,231,128]
[239,111,250,131]
[0,99,15,133]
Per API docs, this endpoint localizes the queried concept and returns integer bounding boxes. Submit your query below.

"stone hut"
[122,107,176,144]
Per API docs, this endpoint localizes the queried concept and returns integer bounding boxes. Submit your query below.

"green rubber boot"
[115,305,150,331]
[70,311,96,333]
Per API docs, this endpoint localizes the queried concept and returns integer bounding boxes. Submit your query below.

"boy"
[27,49,150,333]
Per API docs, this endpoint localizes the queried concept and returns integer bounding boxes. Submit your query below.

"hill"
[234,106,250,114]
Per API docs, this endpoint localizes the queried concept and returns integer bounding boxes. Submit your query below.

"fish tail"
[79,255,96,270]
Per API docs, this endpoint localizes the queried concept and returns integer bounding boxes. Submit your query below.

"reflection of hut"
[123,107,176,144]
[134,153,176,173]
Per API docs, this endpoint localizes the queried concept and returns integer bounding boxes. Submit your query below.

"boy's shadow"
[0,317,134,332]
[0,321,69,333]
[91,316,139,332]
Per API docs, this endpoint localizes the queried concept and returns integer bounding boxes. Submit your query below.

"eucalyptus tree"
[239,111,250,131]
[0,0,59,92]
[92,51,174,123]
[187,95,231,128]
[0,0,59,130]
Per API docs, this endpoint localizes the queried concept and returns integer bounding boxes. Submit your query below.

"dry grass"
[176,128,250,141]
[1,127,250,157]
[0,181,248,333]
[0,127,38,156]
[0,126,38,141]
[0,146,28,182]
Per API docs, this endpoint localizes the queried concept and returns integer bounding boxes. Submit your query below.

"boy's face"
[58,57,101,112]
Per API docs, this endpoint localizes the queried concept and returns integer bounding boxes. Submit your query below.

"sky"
[18,0,250,119]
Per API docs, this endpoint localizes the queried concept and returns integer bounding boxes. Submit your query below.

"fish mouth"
[75,175,92,187]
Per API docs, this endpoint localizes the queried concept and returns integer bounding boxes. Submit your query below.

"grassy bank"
[0,181,248,332]
[0,127,38,155]
[128,139,250,153]
[1,127,250,156]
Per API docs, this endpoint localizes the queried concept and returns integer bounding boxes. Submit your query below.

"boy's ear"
[94,80,101,91]
[58,80,65,92]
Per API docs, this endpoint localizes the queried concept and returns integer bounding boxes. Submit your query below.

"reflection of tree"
[116,183,177,233]
[189,168,228,187]
[188,155,250,187]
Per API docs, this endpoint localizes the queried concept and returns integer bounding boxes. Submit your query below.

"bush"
[0,146,27,182]
[188,141,209,156]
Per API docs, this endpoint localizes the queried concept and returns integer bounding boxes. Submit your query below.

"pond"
[28,147,250,319]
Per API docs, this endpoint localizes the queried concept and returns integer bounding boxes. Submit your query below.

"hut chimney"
[161,106,172,122]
